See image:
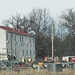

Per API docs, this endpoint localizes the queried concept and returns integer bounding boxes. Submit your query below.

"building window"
[22,36,23,42]
[22,50,24,55]
[30,50,32,56]
[20,36,21,42]
[11,33,12,37]
[14,49,16,55]
[33,38,35,44]
[6,33,8,40]
[14,35,16,41]
[26,50,28,56]
[30,38,31,43]
[33,50,35,55]
[26,37,27,40]
[7,48,8,54]
[11,34,13,51]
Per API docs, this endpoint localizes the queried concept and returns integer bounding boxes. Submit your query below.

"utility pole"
[52,21,54,60]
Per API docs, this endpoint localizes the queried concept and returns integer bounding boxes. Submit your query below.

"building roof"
[0,26,32,37]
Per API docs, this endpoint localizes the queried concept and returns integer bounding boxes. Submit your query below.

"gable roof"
[0,26,32,37]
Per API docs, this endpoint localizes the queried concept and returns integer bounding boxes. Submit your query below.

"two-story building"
[0,26,36,62]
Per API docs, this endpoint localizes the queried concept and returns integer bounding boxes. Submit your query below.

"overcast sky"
[0,0,75,25]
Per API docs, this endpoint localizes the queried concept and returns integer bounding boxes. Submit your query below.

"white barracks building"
[0,26,36,62]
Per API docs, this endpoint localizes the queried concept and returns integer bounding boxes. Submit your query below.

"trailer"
[62,56,75,62]
[62,56,75,68]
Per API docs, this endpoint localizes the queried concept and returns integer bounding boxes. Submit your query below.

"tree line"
[2,8,75,57]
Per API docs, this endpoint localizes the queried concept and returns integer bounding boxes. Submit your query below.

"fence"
[47,62,75,72]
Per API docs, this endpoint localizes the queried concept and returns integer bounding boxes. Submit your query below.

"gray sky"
[0,0,75,25]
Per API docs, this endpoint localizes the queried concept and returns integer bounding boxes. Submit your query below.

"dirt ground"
[0,68,75,75]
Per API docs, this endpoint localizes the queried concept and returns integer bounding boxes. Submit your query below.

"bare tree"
[60,8,75,55]
[2,8,55,56]
[2,13,22,29]
[29,8,54,56]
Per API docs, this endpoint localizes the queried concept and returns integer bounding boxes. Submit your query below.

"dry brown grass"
[0,68,75,75]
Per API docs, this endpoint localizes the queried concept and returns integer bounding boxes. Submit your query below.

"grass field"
[0,68,75,75]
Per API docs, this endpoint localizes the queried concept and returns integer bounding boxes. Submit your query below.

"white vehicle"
[62,56,75,62]
[62,56,75,68]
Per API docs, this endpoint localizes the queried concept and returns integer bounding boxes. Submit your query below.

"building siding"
[0,26,35,62]
[0,29,7,54]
